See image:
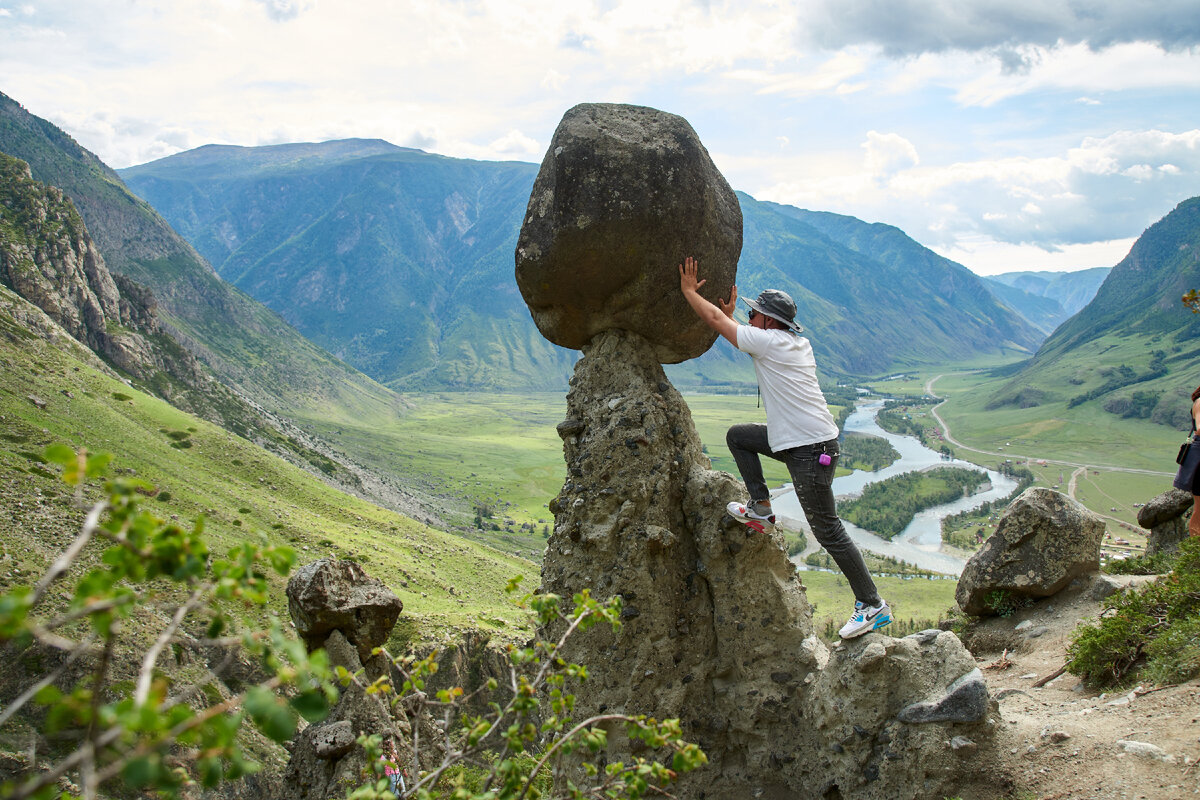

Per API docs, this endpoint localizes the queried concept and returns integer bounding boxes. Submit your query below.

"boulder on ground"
[1136,488,1193,557]
[514,102,741,364]
[286,558,403,659]
[957,488,1105,616]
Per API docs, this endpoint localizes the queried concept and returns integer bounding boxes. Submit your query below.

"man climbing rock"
[678,256,890,638]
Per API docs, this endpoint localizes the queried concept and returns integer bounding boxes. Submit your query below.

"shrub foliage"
[1067,539,1200,688]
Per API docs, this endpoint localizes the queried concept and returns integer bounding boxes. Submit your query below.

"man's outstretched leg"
[786,441,891,639]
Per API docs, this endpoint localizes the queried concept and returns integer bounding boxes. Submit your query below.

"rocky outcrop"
[0,153,168,374]
[283,560,436,800]
[515,103,741,364]
[521,103,998,799]
[956,488,1105,616]
[539,329,997,799]
[1136,488,1193,557]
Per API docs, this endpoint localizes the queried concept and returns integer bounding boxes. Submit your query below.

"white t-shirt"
[736,325,840,452]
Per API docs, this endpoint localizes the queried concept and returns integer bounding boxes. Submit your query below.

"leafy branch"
[0,446,337,800]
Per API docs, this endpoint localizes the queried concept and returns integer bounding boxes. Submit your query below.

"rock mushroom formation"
[283,559,434,799]
[515,103,741,364]
[1137,488,1192,557]
[520,104,998,800]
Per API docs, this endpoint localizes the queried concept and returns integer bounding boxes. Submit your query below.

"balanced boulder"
[514,102,741,364]
[957,488,1105,616]
[286,558,403,659]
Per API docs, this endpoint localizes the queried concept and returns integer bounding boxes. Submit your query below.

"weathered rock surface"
[956,488,1105,616]
[540,330,998,800]
[514,103,741,364]
[283,564,437,800]
[1136,487,1192,557]
[286,558,403,660]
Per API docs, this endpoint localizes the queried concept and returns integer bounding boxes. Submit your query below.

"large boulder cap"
[742,289,802,333]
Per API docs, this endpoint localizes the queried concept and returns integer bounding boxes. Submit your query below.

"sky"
[2,1,1199,276]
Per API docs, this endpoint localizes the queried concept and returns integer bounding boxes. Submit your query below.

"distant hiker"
[381,739,404,796]
[1174,383,1200,538]
[678,256,890,639]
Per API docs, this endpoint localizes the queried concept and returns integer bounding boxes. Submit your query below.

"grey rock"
[1087,573,1126,600]
[515,103,742,364]
[1137,488,1193,557]
[311,720,355,760]
[949,736,978,753]
[956,488,1105,616]
[898,669,990,724]
[1116,740,1174,762]
[1136,488,1192,528]
[286,558,403,660]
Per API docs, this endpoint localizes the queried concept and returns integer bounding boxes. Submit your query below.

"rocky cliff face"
[0,152,391,506]
[0,153,184,380]
[541,330,997,799]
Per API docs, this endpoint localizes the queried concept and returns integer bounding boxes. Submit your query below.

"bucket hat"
[742,289,803,333]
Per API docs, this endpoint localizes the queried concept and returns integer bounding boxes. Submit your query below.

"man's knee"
[726,424,753,449]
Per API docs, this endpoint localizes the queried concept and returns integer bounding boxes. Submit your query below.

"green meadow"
[0,308,538,647]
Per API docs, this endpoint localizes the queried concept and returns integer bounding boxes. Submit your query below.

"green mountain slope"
[120,142,576,391]
[0,282,536,640]
[0,91,394,419]
[121,141,1040,387]
[989,196,1200,427]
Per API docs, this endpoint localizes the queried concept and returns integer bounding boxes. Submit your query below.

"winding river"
[776,400,1018,576]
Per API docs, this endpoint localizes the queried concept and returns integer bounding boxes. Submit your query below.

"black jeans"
[726,423,881,606]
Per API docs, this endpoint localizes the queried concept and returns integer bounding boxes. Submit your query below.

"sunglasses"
[748,309,758,320]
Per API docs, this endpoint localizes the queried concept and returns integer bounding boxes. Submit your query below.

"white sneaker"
[726,501,775,533]
[838,600,891,639]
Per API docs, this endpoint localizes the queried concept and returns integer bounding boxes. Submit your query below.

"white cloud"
[748,128,1200,267]
[487,129,542,159]
[793,0,1200,56]
[862,131,919,176]
[2,0,1198,268]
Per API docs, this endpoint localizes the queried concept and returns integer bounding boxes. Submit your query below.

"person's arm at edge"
[678,256,739,346]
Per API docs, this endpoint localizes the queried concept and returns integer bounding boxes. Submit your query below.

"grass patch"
[799,568,957,643]
[0,315,538,646]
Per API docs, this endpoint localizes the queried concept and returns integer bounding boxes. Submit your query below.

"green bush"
[1068,538,1200,688]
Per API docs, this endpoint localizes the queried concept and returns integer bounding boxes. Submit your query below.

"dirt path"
[963,575,1200,799]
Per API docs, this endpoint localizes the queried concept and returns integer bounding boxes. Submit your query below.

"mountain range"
[6,87,1199,441]
[118,140,1044,389]
[988,196,1200,427]
[982,268,1111,336]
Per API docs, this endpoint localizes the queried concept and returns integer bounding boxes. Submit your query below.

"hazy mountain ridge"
[989,196,1200,426]
[122,141,1043,387]
[988,267,1111,317]
[977,279,1071,336]
[122,143,578,390]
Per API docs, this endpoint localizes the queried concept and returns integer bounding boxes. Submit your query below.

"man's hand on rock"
[719,284,737,319]
[679,256,706,295]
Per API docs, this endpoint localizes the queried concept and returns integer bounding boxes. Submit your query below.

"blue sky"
[2,0,1199,275]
